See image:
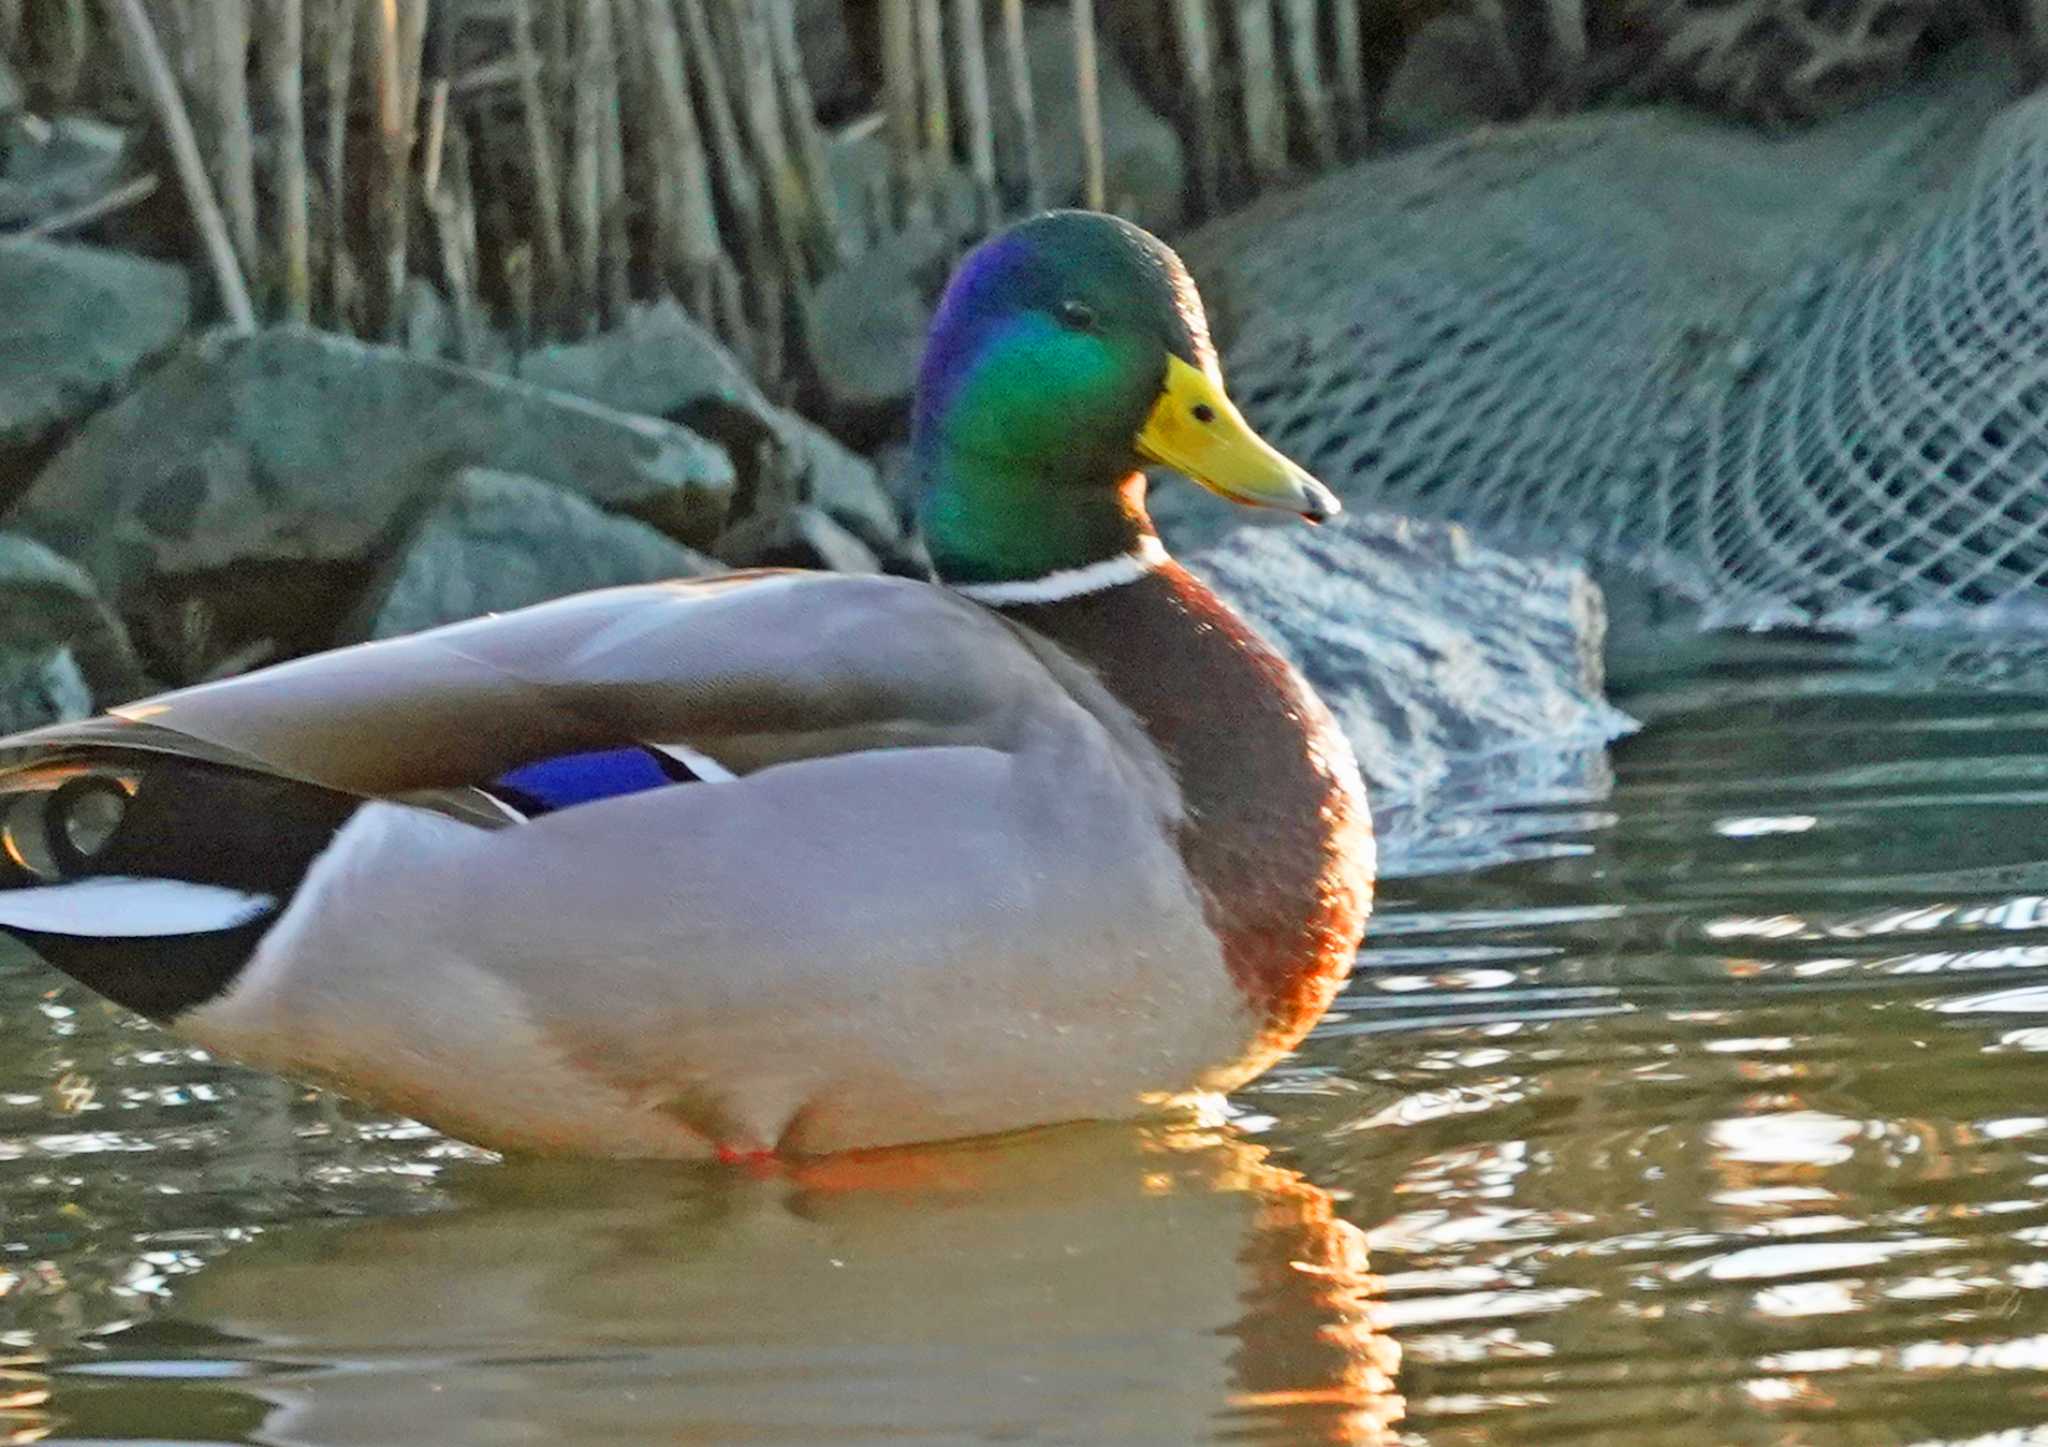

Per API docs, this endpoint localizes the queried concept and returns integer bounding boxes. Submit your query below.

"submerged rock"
[1190,512,1634,871]
[354,468,721,642]
[7,326,735,614]
[0,238,188,503]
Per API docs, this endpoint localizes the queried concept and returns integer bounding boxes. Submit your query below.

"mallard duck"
[0,212,1372,1159]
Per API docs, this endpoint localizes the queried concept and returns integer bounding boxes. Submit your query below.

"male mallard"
[0,212,1372,1159]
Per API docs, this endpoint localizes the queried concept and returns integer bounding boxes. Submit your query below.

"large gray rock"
[354,468,722,641]
[517,298,769,430]
[1189,512,1635,873]
[806,221,955,416]
[8,326,735,611]
[518,300,904,551]
[0,237,188,502]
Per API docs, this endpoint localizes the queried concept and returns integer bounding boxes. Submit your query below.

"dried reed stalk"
[637,0,724,318]
[104,0,256,331]
[508,0,568,322]
[1234,0,1286,183]
[677,0,766,269]
[369,0,414,339]
[725,0,808,285]
[427,118,484,362]
[999,0,1042,210]
[763,0,841,265]
[0,42,20,118]
[597,0,629,321]
[44,0,87,106]
[949,0,995,227]
[1278,0,1334,167]
[265,0,311,324]
[568,0,608,329]
[880,0,919,224]
[396,0,429,127]
[21,170,158,237]
[1072,0,1104,210]
[913,0,948,177]
[208,0,260,279]
[421,0,464,195]
[321,0,359,321]
[1329,0,1368,149]
[1171,0,1219,211]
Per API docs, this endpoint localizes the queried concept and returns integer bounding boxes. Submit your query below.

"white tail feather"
[0,877,275,937]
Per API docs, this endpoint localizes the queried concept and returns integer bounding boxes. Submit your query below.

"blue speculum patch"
[491,746,679,815]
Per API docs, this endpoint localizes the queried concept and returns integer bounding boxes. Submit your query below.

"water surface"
[9,633,2048,1444]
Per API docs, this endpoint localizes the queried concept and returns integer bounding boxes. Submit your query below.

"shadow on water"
[11,630,2048,1443]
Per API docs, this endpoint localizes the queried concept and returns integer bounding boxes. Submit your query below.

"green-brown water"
[9,633,2048,1445]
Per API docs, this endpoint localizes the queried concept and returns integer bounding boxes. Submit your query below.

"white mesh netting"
[1157,48,2048,629]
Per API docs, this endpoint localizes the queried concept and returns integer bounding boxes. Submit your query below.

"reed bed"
[0,1,1572,390]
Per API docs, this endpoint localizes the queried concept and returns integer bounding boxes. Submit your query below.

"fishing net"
[1161,47,2048,629]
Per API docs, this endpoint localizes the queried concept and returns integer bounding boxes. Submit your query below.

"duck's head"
[913,211,1338,588]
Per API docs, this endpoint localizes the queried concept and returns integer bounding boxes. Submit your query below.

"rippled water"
[10,633,2048,1444]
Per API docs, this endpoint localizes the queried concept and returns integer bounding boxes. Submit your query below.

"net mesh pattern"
[1167,54,2046,628]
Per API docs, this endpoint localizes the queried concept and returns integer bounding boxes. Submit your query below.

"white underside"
[183,737,1258,1159]
[0,876,275,937]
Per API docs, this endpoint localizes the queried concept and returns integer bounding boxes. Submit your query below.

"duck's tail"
[0,746,358,1020]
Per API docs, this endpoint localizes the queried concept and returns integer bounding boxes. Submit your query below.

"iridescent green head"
[912,211,1337,588]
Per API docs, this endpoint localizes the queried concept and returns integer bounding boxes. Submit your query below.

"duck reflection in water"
[93,1122,1405,1446]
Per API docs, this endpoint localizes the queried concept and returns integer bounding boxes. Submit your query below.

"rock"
[0,115,128,229]
[807,222,955,417]
[0,531,148,717]
[825,128,982,248]
[792,421,903,553]
[8,326,735,615]
[1188,512,1635,872]
[717,503,881,574]
[0,648,89,733]
[0,238,189,505]
[1378,13,1524,147]
[1009,6,1185,232]
[518,299,905,550]
[354,468,722,641]
[402,276,453,360]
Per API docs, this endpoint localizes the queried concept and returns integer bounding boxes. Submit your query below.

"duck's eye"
[1056,300,1097,332]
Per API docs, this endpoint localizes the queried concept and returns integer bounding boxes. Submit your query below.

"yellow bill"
[1135,355,1340,522]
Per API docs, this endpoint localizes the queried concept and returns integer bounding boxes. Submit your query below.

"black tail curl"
[0,752,358,1020]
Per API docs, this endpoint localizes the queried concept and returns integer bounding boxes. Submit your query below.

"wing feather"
[0,573,1061,804]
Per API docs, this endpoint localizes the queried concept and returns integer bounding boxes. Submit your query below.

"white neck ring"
[951,535,1170,606]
